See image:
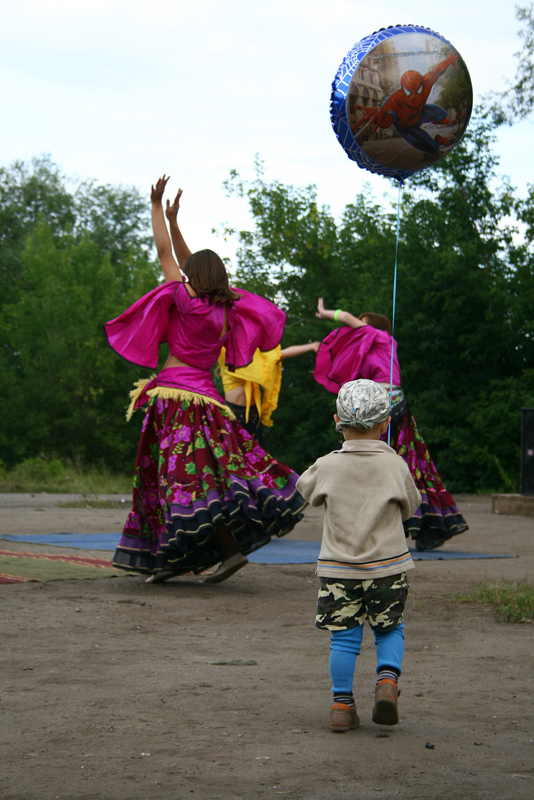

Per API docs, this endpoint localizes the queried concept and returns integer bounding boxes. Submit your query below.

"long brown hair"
[359,312,392,335]
[185,249,240,304]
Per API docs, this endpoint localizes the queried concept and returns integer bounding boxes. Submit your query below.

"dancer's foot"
[204,553,248,584]
[145,570,176,584]
[415,531,445,551]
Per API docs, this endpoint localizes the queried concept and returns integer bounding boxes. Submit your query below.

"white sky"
[1,0,531,260]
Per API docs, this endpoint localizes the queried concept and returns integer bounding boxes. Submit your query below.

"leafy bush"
[0,456,131,494]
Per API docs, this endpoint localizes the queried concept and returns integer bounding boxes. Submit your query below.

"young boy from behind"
[297,379,421,731]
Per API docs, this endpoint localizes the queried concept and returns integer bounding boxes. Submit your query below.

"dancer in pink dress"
[313,299,467,551]
[104,178,305,583]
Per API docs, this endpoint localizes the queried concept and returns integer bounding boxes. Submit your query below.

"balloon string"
[388,180,403,446]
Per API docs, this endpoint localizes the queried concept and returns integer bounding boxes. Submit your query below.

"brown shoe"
[329,702,360,732]
[372,678,399,725]
[204,553,248,584]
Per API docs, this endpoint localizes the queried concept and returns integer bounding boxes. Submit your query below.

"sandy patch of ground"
[0,494,533,799]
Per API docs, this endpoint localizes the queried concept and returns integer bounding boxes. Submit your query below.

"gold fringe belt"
[126,376,235,422]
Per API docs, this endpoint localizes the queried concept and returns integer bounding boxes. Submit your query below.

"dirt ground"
[0,493,533,800]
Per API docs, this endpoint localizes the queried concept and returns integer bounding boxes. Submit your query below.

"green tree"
[504,3,534,120]
[395,110,532,490]
[0,155,75,304]
[0,157,160,470]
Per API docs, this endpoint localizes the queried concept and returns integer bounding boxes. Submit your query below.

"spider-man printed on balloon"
[331,25,473,182]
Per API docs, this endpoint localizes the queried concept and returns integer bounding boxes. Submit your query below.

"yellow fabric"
[126,377,235,422]
[218,346,282,427]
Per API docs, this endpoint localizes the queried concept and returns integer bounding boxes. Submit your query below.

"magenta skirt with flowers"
[112,395,306,575]
[387,388,468,550]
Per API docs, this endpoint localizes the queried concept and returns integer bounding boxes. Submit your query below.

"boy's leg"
[330,625,364,699]
[364,573,409,726]
[329,626,363,731]
[316,577,367,732]
[372,623,404,725]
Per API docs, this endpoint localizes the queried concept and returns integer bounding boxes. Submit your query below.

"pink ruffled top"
[104,280,286,371]
[313,325,401,394]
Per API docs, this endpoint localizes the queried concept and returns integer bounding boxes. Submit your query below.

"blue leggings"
[329,623,405,693]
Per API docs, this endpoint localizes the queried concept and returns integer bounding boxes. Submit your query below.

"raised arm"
[151,176,183,283]
[165,188,193,272]
[315,297,367,329]
[280,342,320,360]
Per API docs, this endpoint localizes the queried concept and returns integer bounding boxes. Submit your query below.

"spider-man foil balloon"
[331,25,473,182]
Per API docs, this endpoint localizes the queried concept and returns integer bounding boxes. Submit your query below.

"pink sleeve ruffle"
[224,288,286,371]
[313,325,380,393]
[104,282,179,368]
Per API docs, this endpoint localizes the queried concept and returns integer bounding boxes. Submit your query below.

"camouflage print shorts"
[315,573,409,632]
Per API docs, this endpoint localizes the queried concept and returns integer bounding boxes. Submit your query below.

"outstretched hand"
[316,297,327,319]
[165,189,183,224]
[151,175,170,204]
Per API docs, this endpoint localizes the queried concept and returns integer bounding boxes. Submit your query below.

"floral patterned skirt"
[387,388,468,551]
[112,394,306,575]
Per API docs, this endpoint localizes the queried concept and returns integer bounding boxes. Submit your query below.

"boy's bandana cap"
[336,379,390,432]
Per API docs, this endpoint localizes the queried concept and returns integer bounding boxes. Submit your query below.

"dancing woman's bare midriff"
[163,353,195,369]
[225,385,246,405]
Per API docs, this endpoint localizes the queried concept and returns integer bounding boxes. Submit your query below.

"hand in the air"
[150,175,170,204]
[165,189,183,224]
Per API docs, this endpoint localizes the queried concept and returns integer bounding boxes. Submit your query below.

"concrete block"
[492,494,534,517]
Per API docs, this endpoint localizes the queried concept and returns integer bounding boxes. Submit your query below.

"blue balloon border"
[330,24,463,182]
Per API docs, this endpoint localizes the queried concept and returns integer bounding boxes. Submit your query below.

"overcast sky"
[1,1,531,260]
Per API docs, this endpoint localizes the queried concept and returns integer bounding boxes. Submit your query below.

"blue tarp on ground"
[0,534,515,563]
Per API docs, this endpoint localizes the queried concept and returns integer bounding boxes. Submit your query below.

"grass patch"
[0,456,132,495]
[58,498,128,509]
[452,579,534,623]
